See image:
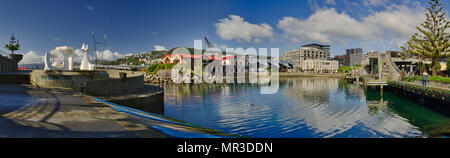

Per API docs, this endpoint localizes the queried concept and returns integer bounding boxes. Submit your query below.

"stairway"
[380,55,401,81]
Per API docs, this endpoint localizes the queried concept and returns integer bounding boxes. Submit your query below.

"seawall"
[387,81,450,115]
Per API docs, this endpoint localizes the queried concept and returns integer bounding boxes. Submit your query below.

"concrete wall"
[85,75,144,96]
[108,91,164,115]
[0,73,30,84]
[105,69,145,78]
[0,54,22,73]
[30,70,109,88]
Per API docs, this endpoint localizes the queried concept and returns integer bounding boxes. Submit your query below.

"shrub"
[338,66,352,73]
[403,76,450,83]
[447,59,450,71]
[146,63,175,75]
[429,75,450,83]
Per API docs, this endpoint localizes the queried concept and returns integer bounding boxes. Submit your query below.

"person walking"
[422,71,429,86]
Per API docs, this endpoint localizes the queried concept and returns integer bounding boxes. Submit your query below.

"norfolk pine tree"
[401,0,450,76]
[4,34,20,55]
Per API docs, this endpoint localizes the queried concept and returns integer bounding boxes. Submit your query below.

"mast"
[204,37,214,49]
[92,32,98,63]
[101,34,107,64]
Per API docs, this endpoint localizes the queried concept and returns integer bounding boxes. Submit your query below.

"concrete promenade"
[400,81,450,92]
[0,84,169,138]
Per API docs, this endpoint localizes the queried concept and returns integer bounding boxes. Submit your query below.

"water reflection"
[163,78,449,138]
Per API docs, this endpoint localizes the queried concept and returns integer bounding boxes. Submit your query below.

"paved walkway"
[398,81,450,92]
[0,84,170,138]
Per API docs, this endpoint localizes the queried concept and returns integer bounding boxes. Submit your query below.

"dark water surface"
[162,78,450,138]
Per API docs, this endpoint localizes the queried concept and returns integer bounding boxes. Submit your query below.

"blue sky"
[0,0,449,64]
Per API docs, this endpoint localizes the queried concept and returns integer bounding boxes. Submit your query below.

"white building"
[283,47,329,68]
[283,45,337,72]
[300,60,339,73]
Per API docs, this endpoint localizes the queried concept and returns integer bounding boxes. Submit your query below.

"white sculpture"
[44,46,74,70]
[80,43,95,70]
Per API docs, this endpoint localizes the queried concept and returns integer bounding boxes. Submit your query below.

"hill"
[103,47,236,65]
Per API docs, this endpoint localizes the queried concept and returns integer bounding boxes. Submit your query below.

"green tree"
[401,0,450,76]
[338,66,352,73]
[4,34,20,54]
[446,58,450,71]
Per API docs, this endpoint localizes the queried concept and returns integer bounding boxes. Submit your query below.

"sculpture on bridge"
[80,43,95,70]
[44,46,74,70]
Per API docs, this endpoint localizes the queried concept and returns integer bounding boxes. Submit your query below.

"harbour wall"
[29,70,108,89]
[145,70,345,84]
[387,81,450,115]
[0,72,30,84]
[85,75,144,96]
[105,69,145,78]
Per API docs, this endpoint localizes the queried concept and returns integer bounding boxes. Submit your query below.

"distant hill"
[102,50,168,65]
[103,47,236,65]
[101,47,282,66]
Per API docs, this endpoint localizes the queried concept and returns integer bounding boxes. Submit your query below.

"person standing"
[422,71,429,86]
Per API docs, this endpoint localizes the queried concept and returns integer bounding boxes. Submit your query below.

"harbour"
[160,77,449,138]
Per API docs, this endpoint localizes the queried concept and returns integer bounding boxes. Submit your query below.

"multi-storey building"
[302,43,330,59]
[345,48,363,66]
[332,55,345,67]
[300,60,339,73]
[282,44,338,72]
[283,46,329,68]
[349,53,367,66]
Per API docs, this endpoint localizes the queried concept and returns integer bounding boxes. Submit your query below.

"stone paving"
[399,81,450,91]
[0,84,170,138]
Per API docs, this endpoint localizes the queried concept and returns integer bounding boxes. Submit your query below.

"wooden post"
[380,85,384,100]
[378,54,382,80]
[410,64,413,76]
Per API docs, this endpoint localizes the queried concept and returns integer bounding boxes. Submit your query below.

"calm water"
[162,78,450,138]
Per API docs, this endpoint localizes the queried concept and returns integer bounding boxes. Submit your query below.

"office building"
[300,60,339,73]
[283,45,330,68]
[345,48,363,66]
[302,43,330,59]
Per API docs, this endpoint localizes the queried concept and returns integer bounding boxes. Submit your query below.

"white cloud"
[95,50,131,61]
[363,5,426,39]
[74,49,83,62]
[20,51,43,64]
[219,44,227,50]
[324,0,336,5]
[86,5,94,11]
[363,0,388,7]
[277,8,381,43]
[215,15,273,43]
[19,49,130,65]
[77,49,131,61]
[277,5,426,44]
[154,45,166,51]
